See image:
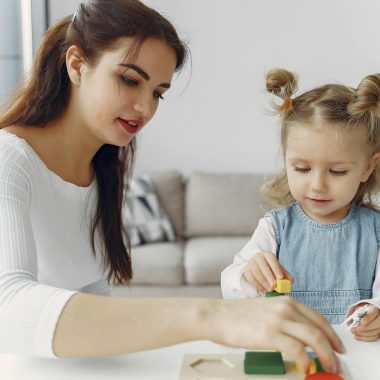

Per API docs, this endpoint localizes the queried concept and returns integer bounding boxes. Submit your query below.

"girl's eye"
[295,167,310,173]
[153,91,164,100]
[330,170,348,175]
[121,75,138,86]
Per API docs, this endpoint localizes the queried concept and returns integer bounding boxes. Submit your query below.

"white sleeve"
[0,154,77,357]
[345,246,380,317]
[221,216,277,299]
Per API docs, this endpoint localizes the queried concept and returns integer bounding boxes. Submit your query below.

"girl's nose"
[311,172,328,192]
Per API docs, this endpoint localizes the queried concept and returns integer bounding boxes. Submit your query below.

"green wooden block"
[265,291,285,297]
[244,351,285,375]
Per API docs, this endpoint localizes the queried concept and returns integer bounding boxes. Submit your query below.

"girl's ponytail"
[265,68,298,120]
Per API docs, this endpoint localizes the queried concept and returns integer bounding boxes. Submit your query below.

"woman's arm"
[0,146,78,356]
[54,293,345,374]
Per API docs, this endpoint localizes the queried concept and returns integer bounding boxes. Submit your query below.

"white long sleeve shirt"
[221,216,380,316]
[0,130,110,357]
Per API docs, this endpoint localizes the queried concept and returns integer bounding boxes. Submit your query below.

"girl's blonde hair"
[262,68,380,210]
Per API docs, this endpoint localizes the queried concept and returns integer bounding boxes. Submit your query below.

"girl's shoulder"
[263,203,294,219]
[357,204,380,213]
[357,204,380,219]
[355,206,380,238]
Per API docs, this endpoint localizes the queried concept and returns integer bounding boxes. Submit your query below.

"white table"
[0,326,378,380]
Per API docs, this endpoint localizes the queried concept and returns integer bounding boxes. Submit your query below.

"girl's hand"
[211,297,345,375]
[350,304,380,341]
[243,251,294,293]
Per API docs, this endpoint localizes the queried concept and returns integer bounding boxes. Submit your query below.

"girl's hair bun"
[348,74,380,118]
[265,68,298,99]
[266,68,298,118]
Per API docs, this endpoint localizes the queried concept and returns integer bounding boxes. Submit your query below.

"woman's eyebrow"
[119,63,171,88]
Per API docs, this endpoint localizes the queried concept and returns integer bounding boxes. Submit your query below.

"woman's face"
[76,37,177,147]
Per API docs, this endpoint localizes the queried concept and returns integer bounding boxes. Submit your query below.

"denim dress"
[267,202,380,324]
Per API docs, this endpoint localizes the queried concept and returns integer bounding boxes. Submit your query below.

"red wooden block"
[305,373,343,380]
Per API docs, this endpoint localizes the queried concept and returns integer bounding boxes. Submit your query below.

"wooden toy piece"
[178,353,352,380]
[296,358,317,374]
[309,352,324,373]
[244,351,285,375]
[265,291,285,297]
[274,278,292,293]
[305,374,344,380]
[296,352,324,374]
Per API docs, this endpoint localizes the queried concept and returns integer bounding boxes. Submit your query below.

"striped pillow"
[123,175,176,246]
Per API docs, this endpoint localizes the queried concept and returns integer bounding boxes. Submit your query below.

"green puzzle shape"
[244,351,286,375]
[265,291,285,297]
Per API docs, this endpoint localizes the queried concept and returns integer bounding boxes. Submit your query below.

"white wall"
[46,1,380,175]
[137,0,380,175]
[0,0,47,107]
[0,0,21,107]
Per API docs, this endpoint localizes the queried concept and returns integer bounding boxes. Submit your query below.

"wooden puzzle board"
[178,353,352,380]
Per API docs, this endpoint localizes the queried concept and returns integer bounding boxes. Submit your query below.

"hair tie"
[282,96,293,114]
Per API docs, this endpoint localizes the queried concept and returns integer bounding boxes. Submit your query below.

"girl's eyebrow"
[119,63,171,89]
[287,157,355,165]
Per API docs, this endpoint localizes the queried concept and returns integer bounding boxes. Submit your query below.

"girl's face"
[74,37,177,147]
[285,123,380,223]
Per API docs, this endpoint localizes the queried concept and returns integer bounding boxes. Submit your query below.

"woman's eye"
[330,170,348,175]
[121,75,138,86]
[295,167,310,173]
[153,91,164,100]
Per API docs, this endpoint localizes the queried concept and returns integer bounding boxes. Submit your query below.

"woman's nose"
[133,94,155,119]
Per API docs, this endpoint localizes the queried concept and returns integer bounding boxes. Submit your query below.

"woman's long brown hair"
[0,0,188,283]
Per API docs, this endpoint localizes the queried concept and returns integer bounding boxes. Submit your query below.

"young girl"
[0,1,345,373]
[222,68,380,340]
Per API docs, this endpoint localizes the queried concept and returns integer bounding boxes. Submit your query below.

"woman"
[0,0,344,374]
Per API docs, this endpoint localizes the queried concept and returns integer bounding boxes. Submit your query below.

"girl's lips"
[117,117,141,134]
[308,198,330,205]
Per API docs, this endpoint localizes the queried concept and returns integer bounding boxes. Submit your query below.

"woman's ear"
[361,153,380,182]
[66,45,86,86]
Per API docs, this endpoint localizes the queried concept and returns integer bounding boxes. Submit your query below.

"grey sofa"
[112,171,270,298]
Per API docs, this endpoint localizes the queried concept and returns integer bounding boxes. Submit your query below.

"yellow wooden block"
[273,279,292,293]
[295,359,317,374]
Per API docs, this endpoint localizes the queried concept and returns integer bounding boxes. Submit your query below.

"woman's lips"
[117,117,141,134]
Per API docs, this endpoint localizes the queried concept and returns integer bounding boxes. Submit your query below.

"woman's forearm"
[53,293,345,375]
[53,293,215,357]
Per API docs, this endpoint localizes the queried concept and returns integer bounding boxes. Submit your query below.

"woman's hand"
[209,297,345,375]
[243,251,294,293]
[350,304,380,341]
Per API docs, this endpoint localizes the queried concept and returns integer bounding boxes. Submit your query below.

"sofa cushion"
[185,172,267,236]
[123,175,176,246]
[150,171,185,238]
[184,236,250,284]
[130,241,184,285]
